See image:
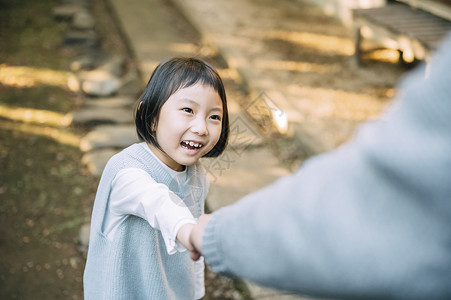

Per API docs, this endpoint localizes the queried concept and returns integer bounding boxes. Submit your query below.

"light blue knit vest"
[83,143,206,300]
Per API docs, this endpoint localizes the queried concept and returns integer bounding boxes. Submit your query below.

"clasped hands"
[176,214,212,261]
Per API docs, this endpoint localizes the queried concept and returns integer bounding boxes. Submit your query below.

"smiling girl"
[83,57,229,300]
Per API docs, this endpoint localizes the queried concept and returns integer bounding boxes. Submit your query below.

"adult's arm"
[199,37,451,299]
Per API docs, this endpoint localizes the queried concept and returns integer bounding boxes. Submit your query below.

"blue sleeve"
[202,35,451,299]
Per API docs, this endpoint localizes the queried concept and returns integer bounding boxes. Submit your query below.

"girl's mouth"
[181,140,204,150]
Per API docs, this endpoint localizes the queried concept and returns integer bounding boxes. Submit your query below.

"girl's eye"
[182,108,193,114]
[210,115,221,121]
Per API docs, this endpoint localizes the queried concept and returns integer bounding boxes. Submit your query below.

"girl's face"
[148,84,223,171]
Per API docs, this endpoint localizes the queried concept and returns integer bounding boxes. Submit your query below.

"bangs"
[168,59,225,97]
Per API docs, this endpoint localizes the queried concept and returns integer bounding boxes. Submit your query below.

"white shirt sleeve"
[108,168,196,254]
[195,256,205,299]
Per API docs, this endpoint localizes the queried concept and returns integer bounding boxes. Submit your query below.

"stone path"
[54,0,142,180]
[53,0,141,263]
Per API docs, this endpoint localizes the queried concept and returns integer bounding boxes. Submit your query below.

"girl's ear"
[150,120,157,132]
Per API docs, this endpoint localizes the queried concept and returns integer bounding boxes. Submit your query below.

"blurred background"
[1,0,450,299]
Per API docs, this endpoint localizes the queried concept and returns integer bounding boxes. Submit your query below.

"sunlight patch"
[260,30,354,56]
[0,104,72,126]
[0,120,80,147]
[0,64,70,88]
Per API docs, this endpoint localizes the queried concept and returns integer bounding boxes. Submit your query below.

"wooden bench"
[353,1,451,64]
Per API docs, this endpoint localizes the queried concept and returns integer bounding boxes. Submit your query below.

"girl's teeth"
[182,141,202,148]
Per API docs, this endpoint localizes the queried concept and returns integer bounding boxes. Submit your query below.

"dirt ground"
[0,0,97,298]
[0,0,414,299]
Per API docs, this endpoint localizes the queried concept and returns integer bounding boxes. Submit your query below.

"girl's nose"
[190,117,208,136]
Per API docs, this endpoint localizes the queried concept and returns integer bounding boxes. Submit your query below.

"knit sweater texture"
[84,143,206,300]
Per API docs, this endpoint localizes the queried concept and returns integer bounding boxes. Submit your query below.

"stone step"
[64,29,99,47]
[84,96,136,109]
[80,124,138,152]
[80,69,121,97]
[72,9,95,30]
[70,106,134,125]
[68,69,139,97]
[53,4,83,21]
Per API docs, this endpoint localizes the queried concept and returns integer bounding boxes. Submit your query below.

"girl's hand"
[176,223,201,260]
[176,223,195,249]
[189,214,212,260]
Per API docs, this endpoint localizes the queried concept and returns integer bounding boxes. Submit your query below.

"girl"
[83,57,229,299]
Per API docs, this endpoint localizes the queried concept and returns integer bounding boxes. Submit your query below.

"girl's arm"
[108,167,196,254]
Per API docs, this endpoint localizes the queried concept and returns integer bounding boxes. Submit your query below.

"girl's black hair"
[135,57,229,158]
